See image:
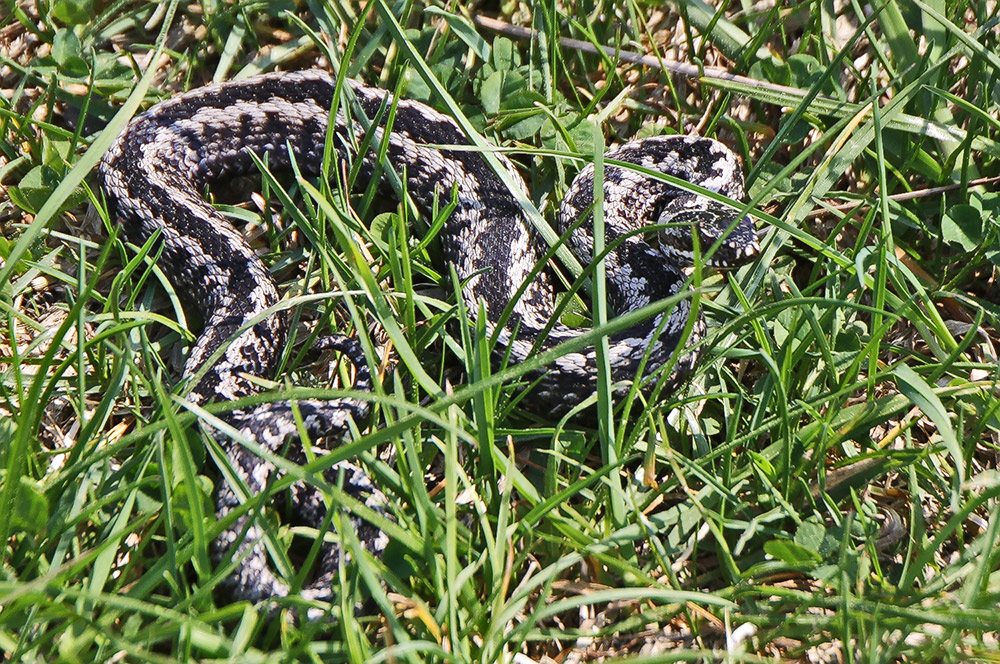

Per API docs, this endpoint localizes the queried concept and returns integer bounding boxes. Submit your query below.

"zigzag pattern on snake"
[98,69,759,607]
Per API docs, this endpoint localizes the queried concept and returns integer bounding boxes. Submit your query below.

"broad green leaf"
[942,204,984,252]
[764,538,823,565]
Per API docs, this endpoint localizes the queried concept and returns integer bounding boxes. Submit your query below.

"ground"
[2,1,1000,662]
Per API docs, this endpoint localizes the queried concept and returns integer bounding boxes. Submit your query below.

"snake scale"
[98,69,759,607]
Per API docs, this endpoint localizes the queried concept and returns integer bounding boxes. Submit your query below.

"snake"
[97,69,759,607]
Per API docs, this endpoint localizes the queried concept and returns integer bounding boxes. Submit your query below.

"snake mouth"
[658,215,761,268]
[662,242,760,269]
[716,236,762,266]
[655,195,759,268]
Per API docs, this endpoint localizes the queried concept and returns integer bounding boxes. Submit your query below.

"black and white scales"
[98,69,760,606]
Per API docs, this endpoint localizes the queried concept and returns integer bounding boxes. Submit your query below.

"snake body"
[98,69,758,605]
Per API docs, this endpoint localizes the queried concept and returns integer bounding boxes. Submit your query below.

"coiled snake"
[98,69,759,606]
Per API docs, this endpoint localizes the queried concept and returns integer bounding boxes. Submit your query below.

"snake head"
[656,194,760,268]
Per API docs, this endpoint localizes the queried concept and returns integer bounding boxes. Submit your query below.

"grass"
[2,0,1000,661]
